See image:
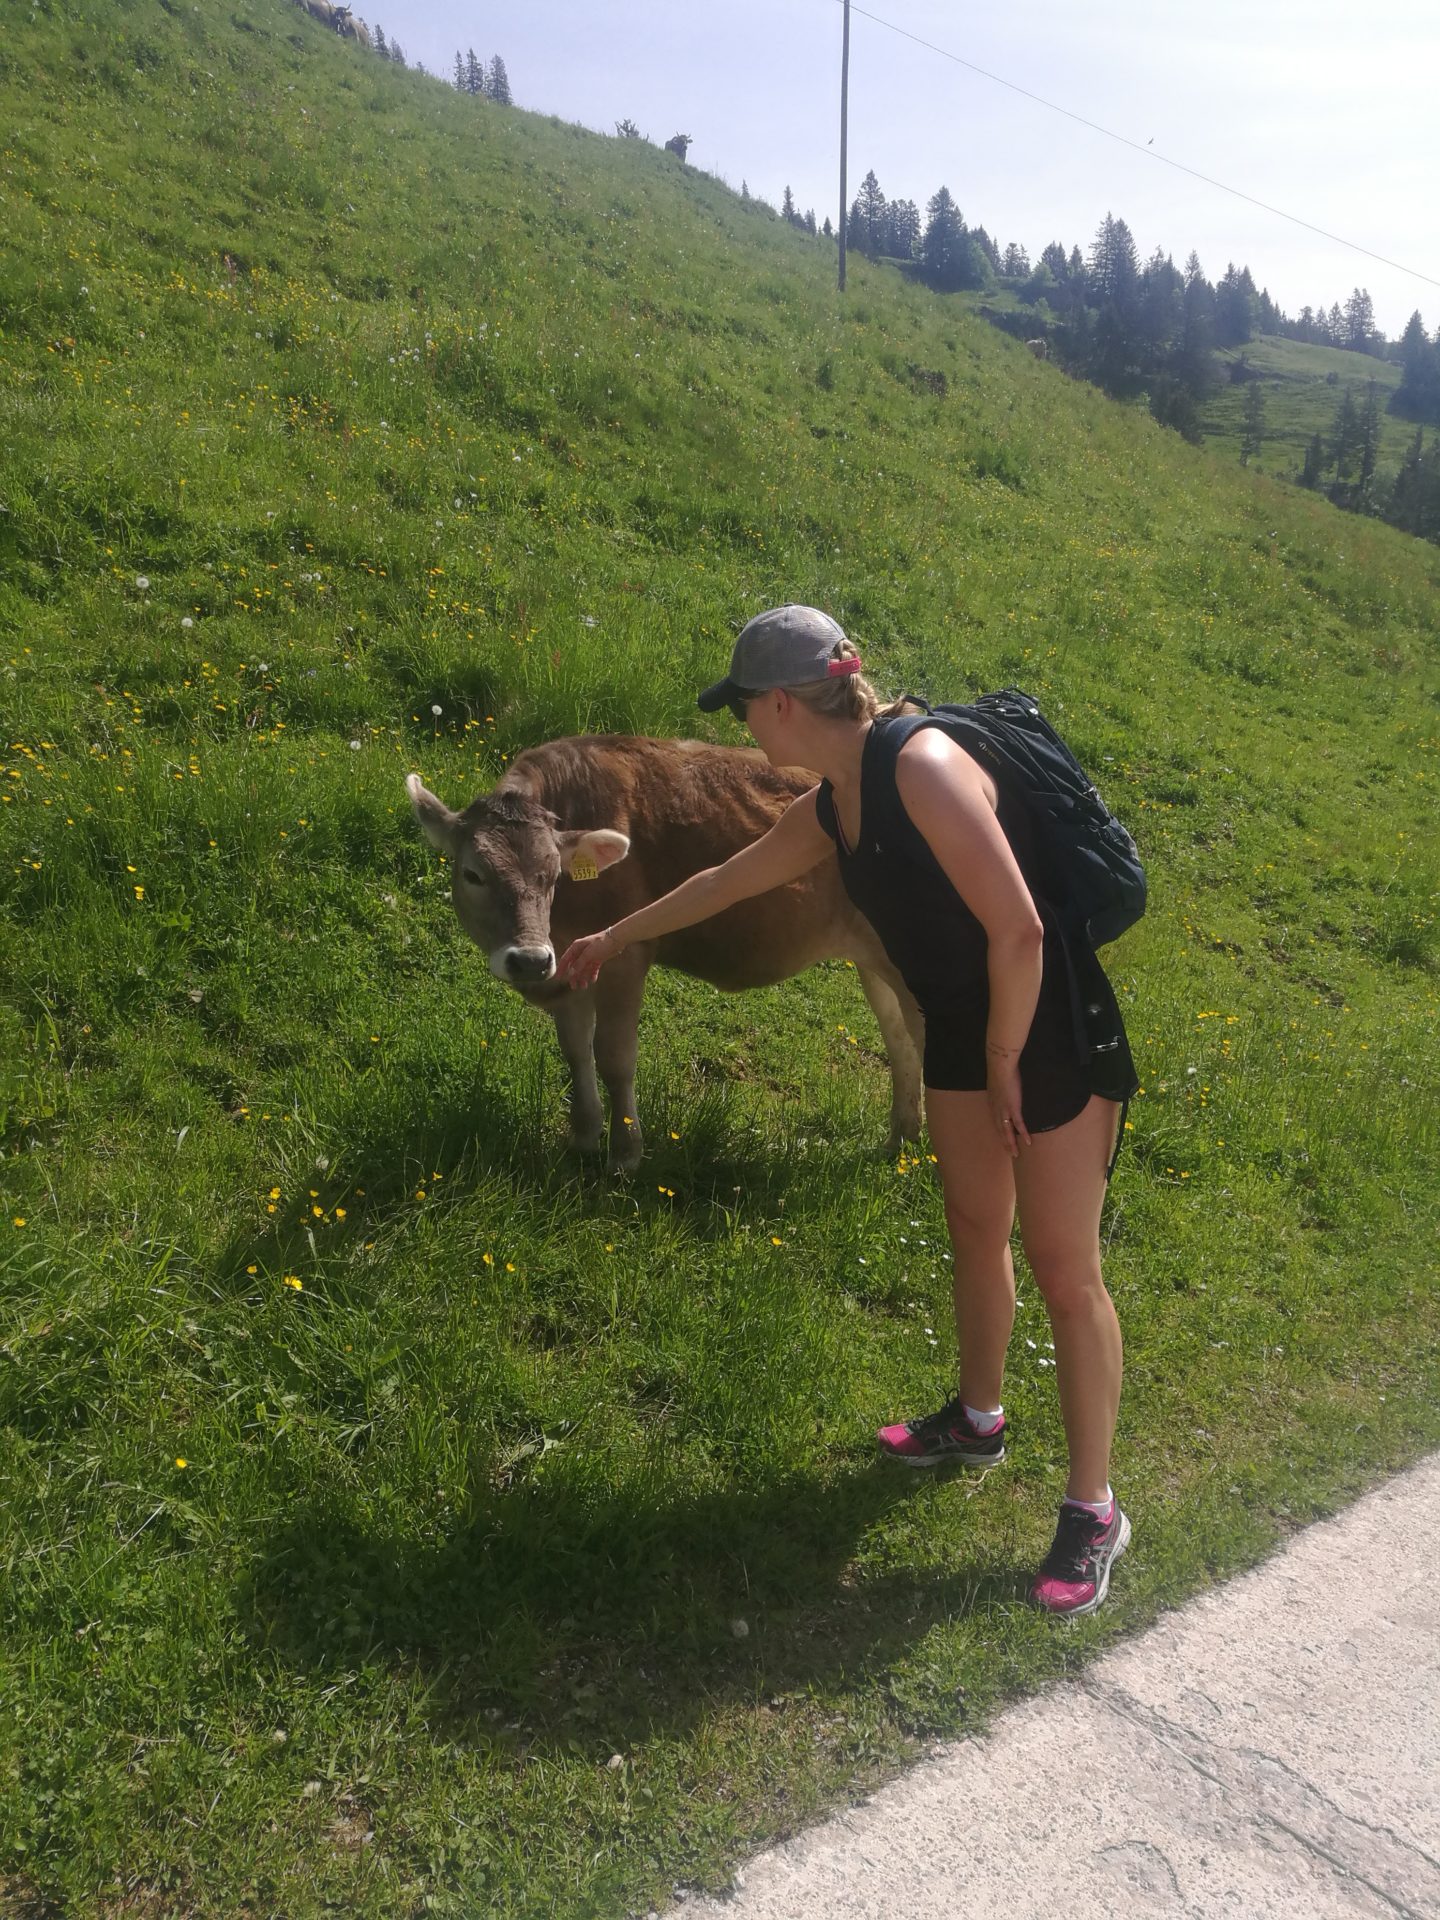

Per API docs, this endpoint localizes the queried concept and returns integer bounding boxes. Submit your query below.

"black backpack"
[879,690,1147,948]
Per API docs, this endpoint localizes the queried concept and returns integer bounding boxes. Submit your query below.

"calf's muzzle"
[499,943,557,985]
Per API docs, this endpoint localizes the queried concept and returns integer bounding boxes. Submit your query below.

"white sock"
[1064,1485,1113,1521]
[962,1402,1004,1435]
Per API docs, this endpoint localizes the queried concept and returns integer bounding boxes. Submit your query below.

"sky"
[370,0,1439,341]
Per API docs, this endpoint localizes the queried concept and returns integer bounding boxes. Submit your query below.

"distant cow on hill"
[1026,338,1049,361]
[407,736,923,1169]
[334,7,372,47]
[299,0,338,25]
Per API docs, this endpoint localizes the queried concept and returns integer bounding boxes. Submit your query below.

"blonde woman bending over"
[558,606,1139,1615]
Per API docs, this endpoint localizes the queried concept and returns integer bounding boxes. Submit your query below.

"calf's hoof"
[607,1125,644,1173]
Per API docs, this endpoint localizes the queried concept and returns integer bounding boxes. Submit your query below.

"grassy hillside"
[2,3,1438,1915]
[1201,335,1415,480]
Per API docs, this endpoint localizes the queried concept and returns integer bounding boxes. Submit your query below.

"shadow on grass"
[210,1052,894,1293]
[238,1457,1019,1752]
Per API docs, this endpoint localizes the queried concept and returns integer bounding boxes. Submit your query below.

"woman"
[558,606,1139,1616]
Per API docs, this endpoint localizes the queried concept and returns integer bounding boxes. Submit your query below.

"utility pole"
[838,0,850,291]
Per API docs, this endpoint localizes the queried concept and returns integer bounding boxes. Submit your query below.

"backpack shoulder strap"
[863,709,967,866]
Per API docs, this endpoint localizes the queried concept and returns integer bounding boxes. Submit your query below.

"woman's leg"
[924,1089,1019,1411]
[1012,1094,1122,1502]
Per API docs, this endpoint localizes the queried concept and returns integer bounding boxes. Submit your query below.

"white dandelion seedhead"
[430,703,443,717]
[181,616,193,629]
[135,574,150,590]
[349,739,361,752]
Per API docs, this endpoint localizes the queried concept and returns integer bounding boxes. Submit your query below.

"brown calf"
[407,735,923,1168]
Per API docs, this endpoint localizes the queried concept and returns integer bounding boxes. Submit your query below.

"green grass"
[1198,335,1415,480]
[2,2,1439,1914]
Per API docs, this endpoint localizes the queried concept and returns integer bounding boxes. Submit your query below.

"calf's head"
[406,775,629,988]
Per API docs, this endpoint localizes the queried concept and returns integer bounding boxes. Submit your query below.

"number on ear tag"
[570,854,599,881]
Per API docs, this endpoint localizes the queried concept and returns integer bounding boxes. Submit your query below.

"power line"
[836,1,1440,296]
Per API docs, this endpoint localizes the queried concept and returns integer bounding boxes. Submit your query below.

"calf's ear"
[557,828,630,879]
[406,773,458,850]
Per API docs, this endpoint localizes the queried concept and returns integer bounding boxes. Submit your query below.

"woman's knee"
[1025,1246,1107,1318]
[944,1198,1014,1266]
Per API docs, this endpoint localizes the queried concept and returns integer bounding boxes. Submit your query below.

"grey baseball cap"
[697,604,860,712]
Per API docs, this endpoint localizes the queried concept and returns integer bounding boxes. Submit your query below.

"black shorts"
[920,931,1106,1134]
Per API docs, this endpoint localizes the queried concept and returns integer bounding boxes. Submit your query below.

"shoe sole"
[879,1441,1006,1470]
[1037,1511,1131,1618]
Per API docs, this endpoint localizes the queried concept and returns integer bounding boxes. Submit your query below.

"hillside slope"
[1201,335,1413,480]
[1,4,1438,1917]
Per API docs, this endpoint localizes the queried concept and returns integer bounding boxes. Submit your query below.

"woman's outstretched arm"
[556,786,832,988]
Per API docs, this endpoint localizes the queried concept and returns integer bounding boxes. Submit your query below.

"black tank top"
[815,715,1047,1008]
[815,715,1138,1100]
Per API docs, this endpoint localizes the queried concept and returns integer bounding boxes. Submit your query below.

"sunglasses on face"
[727,687,761,725]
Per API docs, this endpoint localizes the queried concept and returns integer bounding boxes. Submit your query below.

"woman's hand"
[556,926,619,990]
[985,1049,1032,1158]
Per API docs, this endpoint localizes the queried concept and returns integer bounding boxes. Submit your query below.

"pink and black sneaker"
[876,1393,1007,1469]
[1030,1499,1131,1616]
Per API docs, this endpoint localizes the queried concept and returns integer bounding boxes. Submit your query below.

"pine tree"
[1388,427,1426,531]
[919,187,981,292]
[465,49,483,96]
[1088,213,1139,313]
[1148,375,1202,444]
[1344,287,1376,353]
[1398,310,1430,378]
[488,56,512,105]
[853,170,886,256]
[782,185,797,225]
[1330,388,1362,497]
[1215,264,1256,347]
[804,209,817,236]
[389,39,405,66]
[1394,311,1440,424]
[1240,380,1266,466]
[1002,240,1031,277]
[1357,380,1381,499]
[453,50,464,90]
[970,226,1001,275]
[1139,248,1182,363]
[887,198,920,260]
[1299,433,1326,488]
[373,22,388,57]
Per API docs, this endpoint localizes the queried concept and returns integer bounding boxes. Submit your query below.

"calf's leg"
[594,950,651,1170]
[858,967,925,1150]
[547,988,605,1156]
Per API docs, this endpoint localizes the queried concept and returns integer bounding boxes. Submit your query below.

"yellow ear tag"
[570,853,599,882]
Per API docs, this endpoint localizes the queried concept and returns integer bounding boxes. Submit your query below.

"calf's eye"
[462,868,486,886]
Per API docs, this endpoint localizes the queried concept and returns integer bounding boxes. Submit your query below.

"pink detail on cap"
[827,656,862,677]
